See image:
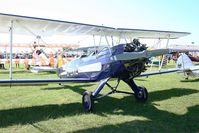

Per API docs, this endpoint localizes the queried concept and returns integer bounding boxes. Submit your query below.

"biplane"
[0,13,191,112]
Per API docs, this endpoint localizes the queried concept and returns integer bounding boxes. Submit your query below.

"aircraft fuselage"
[59,41,148,81]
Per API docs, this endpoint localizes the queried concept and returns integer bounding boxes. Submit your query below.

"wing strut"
[159,35,170,70]
[9,20,14,80]
[111,36,114,46]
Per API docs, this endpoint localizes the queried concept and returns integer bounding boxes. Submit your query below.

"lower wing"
[139,68,179,77]
[0,78,97,86]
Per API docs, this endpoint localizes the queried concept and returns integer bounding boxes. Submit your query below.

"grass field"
[0,64,199,133]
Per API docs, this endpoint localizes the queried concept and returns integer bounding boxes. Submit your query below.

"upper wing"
[116,28,190,39]
[0,13,190,38]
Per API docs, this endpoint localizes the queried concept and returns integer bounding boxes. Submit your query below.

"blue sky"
[0,0,198,46]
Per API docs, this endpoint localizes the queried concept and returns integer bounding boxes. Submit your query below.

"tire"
[135,86,148,102]
[82,91,94,112]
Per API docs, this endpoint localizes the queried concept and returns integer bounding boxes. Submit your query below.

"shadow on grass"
[0,86,198,132]
[42,84,95,91]
[74,105,199,132]
[181,78,199,83]
[0,103,82,128]
[35,71,57,75]
[41,83,96,95]
[134,78,148,81]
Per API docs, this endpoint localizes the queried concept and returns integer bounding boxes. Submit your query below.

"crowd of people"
[0,49,77,70]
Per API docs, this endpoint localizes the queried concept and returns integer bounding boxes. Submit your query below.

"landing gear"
[134,86,148,102]
[82,78,149,112]
[123,79,148,102]
[82,91,94,112]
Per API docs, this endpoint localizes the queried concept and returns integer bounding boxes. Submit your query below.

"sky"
[0,0,198,50]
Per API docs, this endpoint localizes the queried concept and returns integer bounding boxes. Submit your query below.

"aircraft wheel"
[82,91,93,112]
[135,86,148,102]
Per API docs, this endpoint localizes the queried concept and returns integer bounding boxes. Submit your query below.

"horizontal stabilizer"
[189,66,199,71]
[31,66,58,73]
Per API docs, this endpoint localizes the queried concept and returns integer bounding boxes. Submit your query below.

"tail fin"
[176,53,194,70]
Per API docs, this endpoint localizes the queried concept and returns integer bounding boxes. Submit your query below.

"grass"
[0,64,199,133]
